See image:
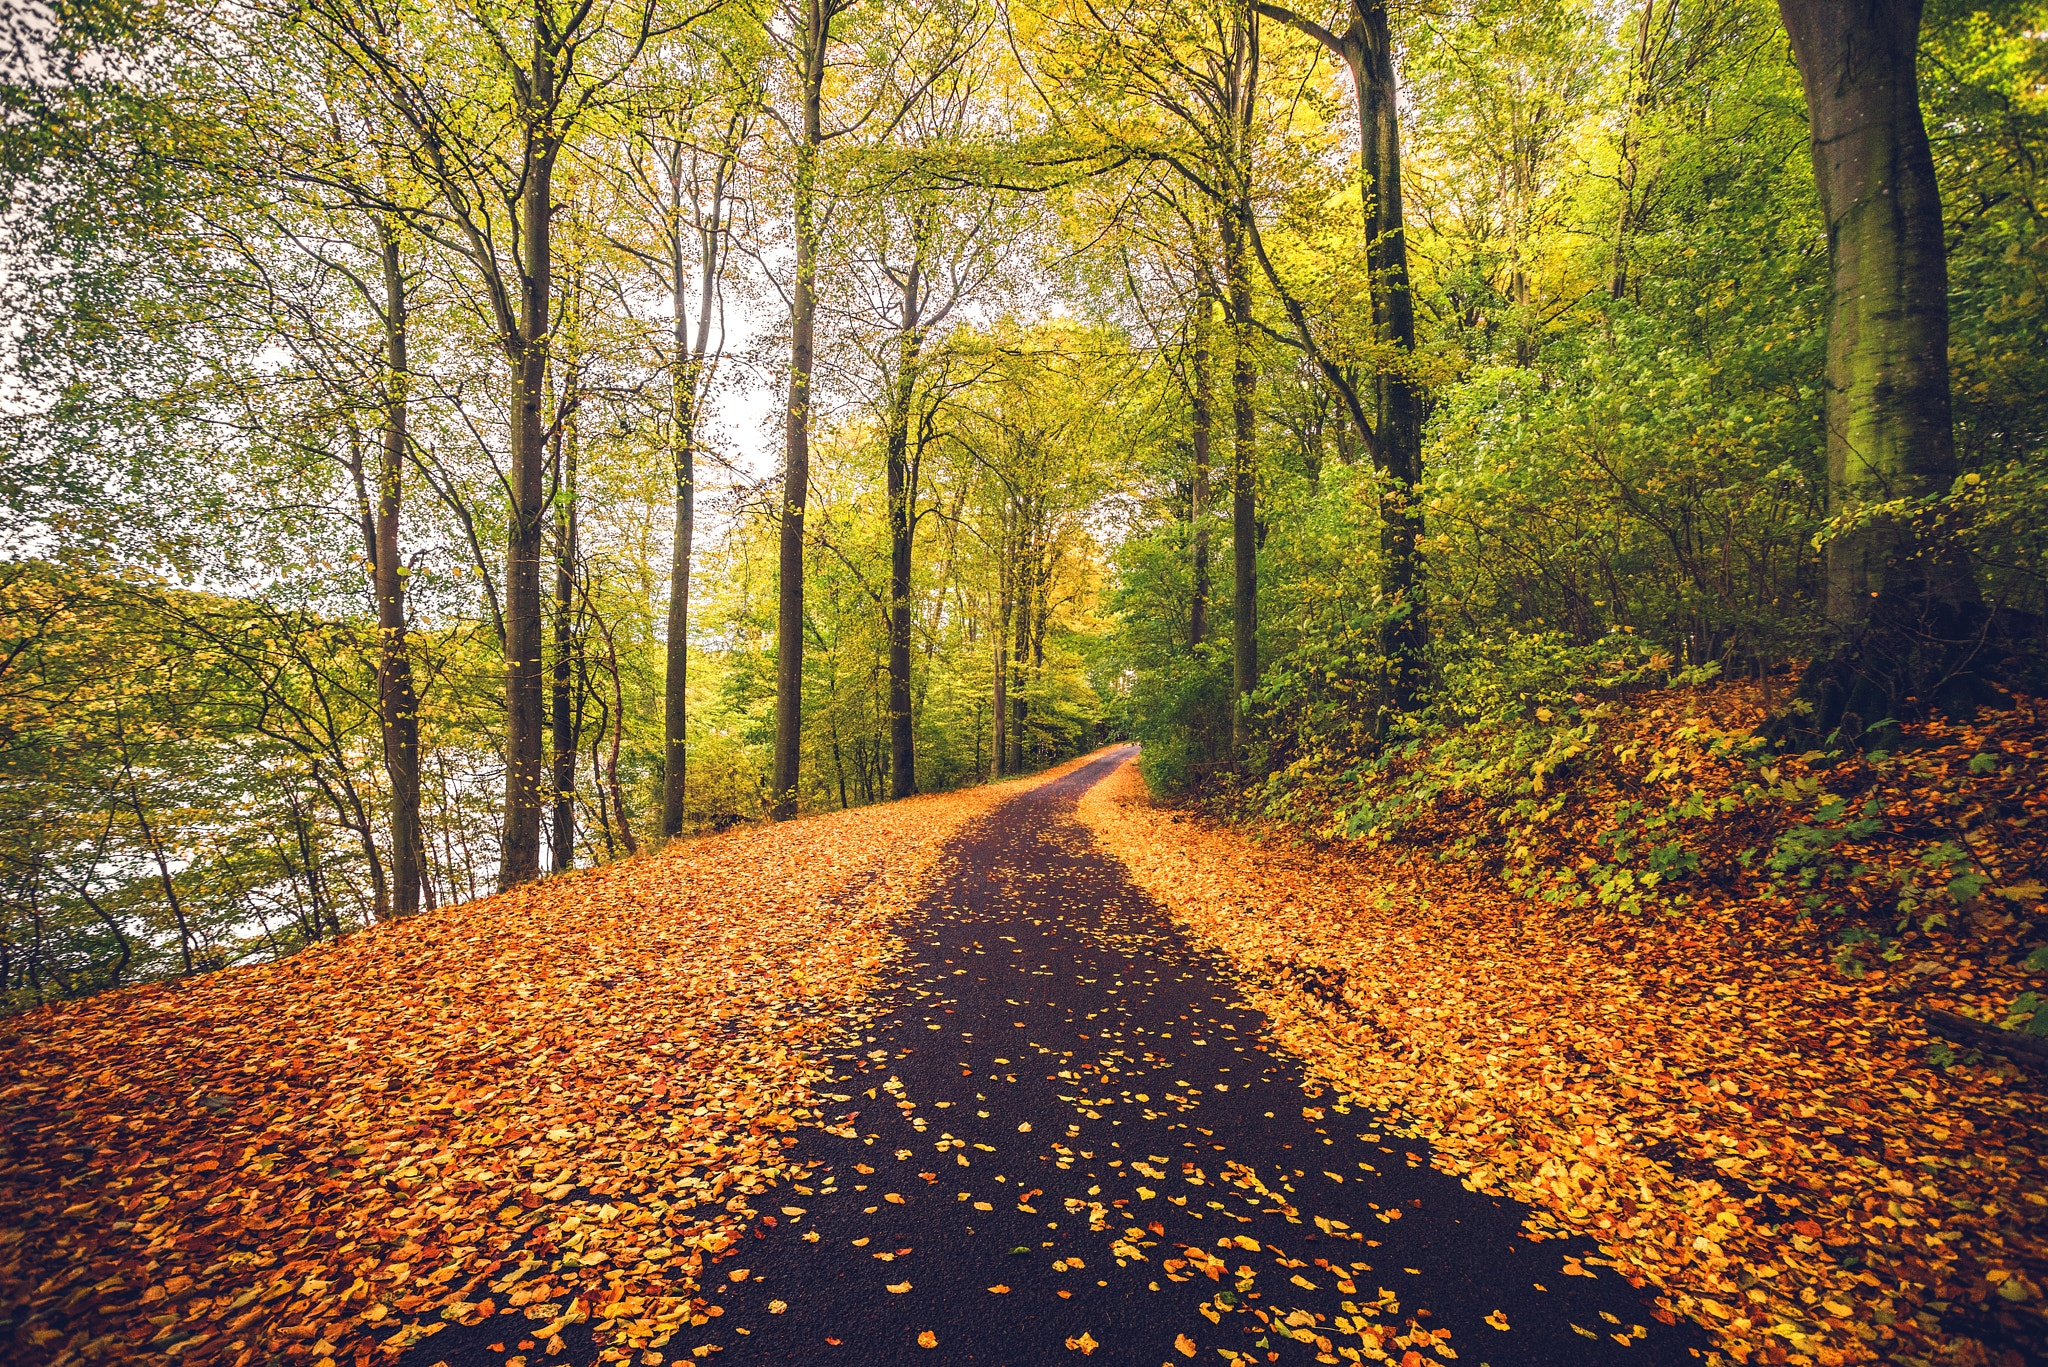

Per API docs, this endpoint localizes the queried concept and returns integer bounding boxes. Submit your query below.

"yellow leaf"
[768,1301,788,1314]
[1176,1331,1197,1356]
[727,1269,749,1283]
[1066,1330,1098,1355]
[1485,1310,1510,1331]
[885,1194,906,1204]
[1290,1274,1318,1290]
[887,1282,911,1294]
[987,1285,1010,1294]
[917,1330,938,1348]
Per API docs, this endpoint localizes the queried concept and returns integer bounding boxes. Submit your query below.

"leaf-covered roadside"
[0,773,1044,1367]
[1077,715,2048,1367]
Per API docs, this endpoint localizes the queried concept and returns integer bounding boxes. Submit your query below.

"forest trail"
[417,748,1701,1366]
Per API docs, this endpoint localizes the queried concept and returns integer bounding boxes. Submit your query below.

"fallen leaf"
[987,1285,1010,1294]
[887,1282,911,1294]
[917,1330,938,1348]
[1066,1330,1098,1354]
[1176,1331,1197,1357]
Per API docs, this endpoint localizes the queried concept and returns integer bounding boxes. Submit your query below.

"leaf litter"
[0,764,1089,1367]
[1077,712,2048,1367]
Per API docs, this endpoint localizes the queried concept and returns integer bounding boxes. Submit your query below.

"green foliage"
[2001,991,2048,1037]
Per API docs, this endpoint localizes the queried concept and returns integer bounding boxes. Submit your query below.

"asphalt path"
[428,747,1706,1366]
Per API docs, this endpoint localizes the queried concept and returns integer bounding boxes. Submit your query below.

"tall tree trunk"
[1189,269,1214,650]
[885,255,924,801]
[374,220,423,917]
[550,421,578,873]
[1219,204,1260,758]
[1012,551,1032,769]
[498,19,557,889]
[1254,0,1429,715]
[599,616,639,857]
[772,0,829,821]
[992,556,1011,778]
[1358,0,1427,715]
[1775,0,1988,736]
[661,236,697,840]
[661,161,724,840]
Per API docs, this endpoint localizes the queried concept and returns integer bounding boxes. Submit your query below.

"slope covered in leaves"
[0,761,1098,1367]
[1078,697,2048,1367]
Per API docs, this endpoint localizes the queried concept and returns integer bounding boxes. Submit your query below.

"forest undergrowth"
[0,757,1106,1367]
[1080,685,2048,1367]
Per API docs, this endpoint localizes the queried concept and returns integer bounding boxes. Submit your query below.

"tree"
[843,70,1005,799]
[370,219,427,913]
[1253,0,1428,714]
[1776,0,1989,736]
[285,0,702,885]
[768,0,851,819]
[603,27,760,841]
[765,0,978,817]
[1032,0,1274,757]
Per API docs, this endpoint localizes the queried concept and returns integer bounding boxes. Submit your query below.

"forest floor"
[2,735,2042,1367]
[1085,686,2048,1367]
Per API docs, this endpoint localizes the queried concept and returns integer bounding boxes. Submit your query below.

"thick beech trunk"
[1775,0,1990,737]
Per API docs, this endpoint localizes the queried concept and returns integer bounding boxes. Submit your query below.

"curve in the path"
[434,749,1709,1366]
